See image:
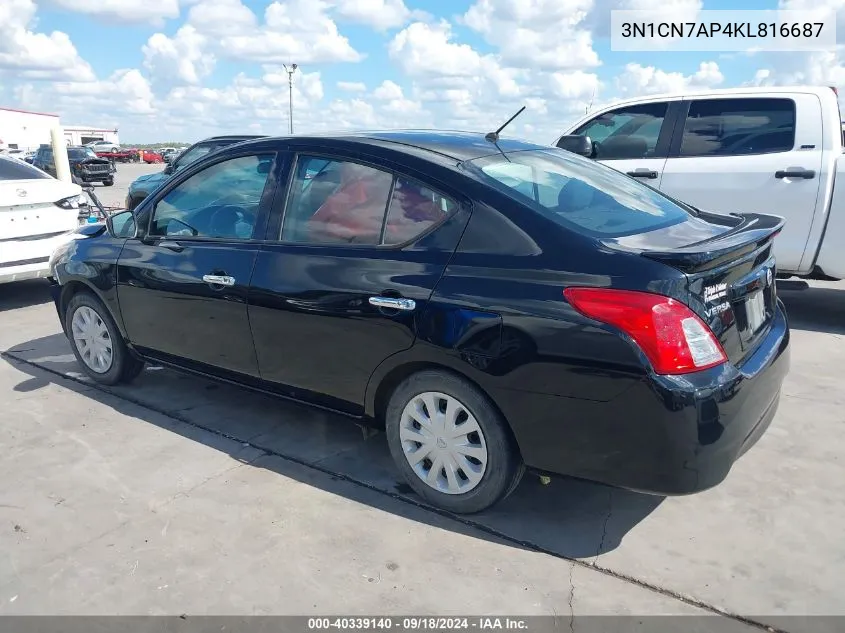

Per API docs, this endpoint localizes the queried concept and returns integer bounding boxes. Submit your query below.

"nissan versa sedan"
[47,131,790,514]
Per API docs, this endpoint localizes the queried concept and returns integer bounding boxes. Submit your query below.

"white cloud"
[332,0,413,31]
[337,81,367,92]
[143,26,215,90]
[463,0,599,70]
[218,0,363,64]
[0,0,95,82]
[615,61,724,97]
[42,0,180,25]
[186,0,257,36]
[373,80,404,100]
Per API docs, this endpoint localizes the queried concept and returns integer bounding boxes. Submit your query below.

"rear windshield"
[0,155,50,180]
[465,149,691,238]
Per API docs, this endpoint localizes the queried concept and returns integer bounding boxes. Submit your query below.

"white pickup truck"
[556,86,845,280]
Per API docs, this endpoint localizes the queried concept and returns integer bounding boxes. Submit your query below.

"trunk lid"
[604,211,784,366]
[0,179,82,245]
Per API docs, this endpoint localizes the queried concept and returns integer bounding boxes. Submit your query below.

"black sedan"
[47,131,790,514]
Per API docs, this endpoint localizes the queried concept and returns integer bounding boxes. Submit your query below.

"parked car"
[85,140,121,153]
[125,135,265,210]
[0,153,88,284]
[162,148,181,164]
[48,131,790,514]
[32,145,115,186]
[555,85,845,281]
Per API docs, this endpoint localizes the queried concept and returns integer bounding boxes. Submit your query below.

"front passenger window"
[151,154,273,240]
[573,102,668,160]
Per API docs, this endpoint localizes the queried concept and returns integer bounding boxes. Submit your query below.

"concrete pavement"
[0,276,843,629]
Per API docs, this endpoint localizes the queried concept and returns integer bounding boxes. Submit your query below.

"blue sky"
[1,0,840,144]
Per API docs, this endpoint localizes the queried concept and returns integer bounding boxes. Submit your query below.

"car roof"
[201,135,267,143]
[256,130,546,163]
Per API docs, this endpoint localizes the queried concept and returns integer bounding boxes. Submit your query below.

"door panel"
[117,151,278,378]
[572,101,676,189]
[248,152,470,413]
[659,95,823,273]
[117,241,260,376]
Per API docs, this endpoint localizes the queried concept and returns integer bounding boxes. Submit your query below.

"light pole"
[283,63,298,135]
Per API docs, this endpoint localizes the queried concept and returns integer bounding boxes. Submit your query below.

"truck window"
[573,102,668,160]
[679,98,796,157]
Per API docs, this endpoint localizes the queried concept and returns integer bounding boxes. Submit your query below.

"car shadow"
[778,281,845,335]
[3,332,663,560]
[0,279,53,313]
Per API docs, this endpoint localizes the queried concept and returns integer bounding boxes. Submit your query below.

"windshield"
[0,155,50,180]
[465,149,691,238]
[68,148,97,160]
[174,144,216,170]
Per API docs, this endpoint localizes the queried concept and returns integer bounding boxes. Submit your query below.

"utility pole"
[283,63,298,135]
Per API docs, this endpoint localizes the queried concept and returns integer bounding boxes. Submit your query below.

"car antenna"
[485,105,526,143]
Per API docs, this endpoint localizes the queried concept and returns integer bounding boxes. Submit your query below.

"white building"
[63,125,120,146]
[0,107,60,151]
[0,106,120,151]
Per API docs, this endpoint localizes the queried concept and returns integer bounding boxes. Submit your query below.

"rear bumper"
[497,299,790,496]
[0,232,75,285]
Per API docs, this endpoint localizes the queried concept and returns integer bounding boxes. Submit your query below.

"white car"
[0,154,88,284]
[85,140,120,154]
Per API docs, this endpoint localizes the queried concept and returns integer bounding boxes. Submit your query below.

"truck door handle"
[626,169,659,179]
[775,168,816,180]
[202,274,236,287]
[369,296,416,311]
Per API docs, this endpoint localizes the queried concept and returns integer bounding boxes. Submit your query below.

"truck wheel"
[385,370,524,514]
[104,179,114,187]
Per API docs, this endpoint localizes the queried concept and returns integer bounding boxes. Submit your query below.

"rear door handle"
[369,296,416,311]
[626,169,659,179]
[775,168,816,180]
[202,274,236,287]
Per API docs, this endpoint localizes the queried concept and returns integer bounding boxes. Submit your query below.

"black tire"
[385,370,524,514]
[64,291,144,386]
[104,179,114,187]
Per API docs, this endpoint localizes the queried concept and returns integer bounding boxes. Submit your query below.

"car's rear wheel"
[65,292,144,385]
[385,370,524,514]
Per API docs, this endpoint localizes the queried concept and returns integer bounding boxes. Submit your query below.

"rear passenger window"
[383,177,454,245]
[282,155,453,246]
[573,102,668,160]
[679,98,796,157]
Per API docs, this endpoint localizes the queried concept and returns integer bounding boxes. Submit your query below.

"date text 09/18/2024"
[308,617,529,630]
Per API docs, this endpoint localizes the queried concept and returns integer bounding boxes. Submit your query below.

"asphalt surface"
[0,163,842,628]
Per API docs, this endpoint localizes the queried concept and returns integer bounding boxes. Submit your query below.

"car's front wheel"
[65,292,144,385]
[104,178,114,187]
[385,370,524,514]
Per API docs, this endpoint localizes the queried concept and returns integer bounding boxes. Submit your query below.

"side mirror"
[163,164,174,175]
[106,210,137,239]
[556,135,594,158]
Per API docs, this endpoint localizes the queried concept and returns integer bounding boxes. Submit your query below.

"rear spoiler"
[605,212,785,274]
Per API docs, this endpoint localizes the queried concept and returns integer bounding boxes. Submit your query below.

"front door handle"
[626,169,659,179]
[158,240,184,252]
[202,274,236,287]
[775,168,816,180]
[369,296,416,311]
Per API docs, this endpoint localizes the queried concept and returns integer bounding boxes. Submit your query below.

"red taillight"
[563,287,727,375]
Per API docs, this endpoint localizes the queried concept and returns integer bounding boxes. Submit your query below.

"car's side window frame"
[272,150,466,250]
[668,97,798,158]
[137,149,281,244]
[571,100,683,160]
